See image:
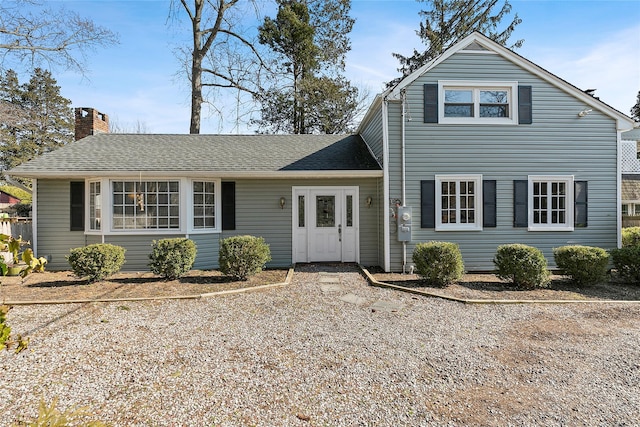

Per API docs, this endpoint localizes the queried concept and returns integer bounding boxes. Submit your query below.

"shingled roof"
[622,174,640,201]
[9,134,382,178]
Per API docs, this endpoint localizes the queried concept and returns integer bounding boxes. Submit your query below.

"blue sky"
[15,0,640,134]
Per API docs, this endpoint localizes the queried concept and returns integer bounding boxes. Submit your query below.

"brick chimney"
[74,107,109,141]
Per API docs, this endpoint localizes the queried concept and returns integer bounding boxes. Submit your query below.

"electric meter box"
[397,206,412,242]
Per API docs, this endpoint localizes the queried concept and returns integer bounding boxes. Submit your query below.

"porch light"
[279,197,286,209]
[366,196,373,208]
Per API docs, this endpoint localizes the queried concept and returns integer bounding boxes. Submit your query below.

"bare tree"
[171,0,267,134]
[0,0,119,76]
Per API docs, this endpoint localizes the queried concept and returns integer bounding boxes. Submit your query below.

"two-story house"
[9,33,635,272]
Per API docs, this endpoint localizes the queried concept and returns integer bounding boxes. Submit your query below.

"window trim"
[87,180,101,231]
[83,177,222,235]
[435,174,483,231]
[528,175,574,231]
[188,179,222,234]
[438,80,518,125]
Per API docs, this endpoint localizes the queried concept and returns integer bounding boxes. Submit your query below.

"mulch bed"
[371,271,640,301]
[0,269,289,302]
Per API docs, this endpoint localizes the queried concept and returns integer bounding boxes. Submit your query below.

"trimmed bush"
[219,235,271,280]
[412,241,464,287]
[148,238,197,280]
[553,245,609,285]
[493,244,551,289]
[622,227,640,247]
[67,244,126,283]
[610,246,640,284]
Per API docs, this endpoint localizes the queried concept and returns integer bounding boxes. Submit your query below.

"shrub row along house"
[8,33,636,272]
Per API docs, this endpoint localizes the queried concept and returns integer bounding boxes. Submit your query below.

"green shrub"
[622,227,640,247]
[66,244,126,283]
[219,235,271,280]
[148,238,197,280]
[493,244,551,289]
[609,246,640,284]
[553,245,609,285]
[412,241,464,287]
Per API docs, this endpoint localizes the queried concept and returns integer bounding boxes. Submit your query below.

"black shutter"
[420,180,435,228]
[483,180,497,228]
[574,181,588,227]
[424,84,438,123]
[70,181,85,231]
[221,181,236,231]
[518,85,532,124]
[513,180,528,227]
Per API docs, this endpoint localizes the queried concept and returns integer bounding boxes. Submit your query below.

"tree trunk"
[189,0,204,134]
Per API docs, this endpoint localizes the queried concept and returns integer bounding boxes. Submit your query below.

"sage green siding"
[222,178,380,268]
[35,180,87,270]
[35,177,380,271]
[190,234,219,270]
[384,52,619,271]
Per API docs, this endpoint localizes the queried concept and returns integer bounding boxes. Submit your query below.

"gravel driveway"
[2,264,639,426]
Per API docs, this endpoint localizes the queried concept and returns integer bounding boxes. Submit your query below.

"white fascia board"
[386,32,484,101]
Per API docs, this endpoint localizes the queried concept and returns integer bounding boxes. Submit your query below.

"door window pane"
[346,195,353,227]
[316,195,335,227]
[298,195,305,227]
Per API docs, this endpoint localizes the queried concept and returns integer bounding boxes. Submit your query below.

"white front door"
[293,186,358,263]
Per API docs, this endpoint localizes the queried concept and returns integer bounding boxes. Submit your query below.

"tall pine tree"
[391,0,522,85]
[255,0,362,134]
[0,68,73,173]
[631,90,640,123]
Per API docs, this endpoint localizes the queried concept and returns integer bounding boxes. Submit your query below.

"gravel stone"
[2,264,639,426]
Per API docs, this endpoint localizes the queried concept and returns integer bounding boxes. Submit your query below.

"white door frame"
[292,186,359,263]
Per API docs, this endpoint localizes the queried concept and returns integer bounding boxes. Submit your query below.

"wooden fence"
[0,218,33,247]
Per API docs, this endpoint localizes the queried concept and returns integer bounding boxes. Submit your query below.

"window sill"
[527,226,574,232]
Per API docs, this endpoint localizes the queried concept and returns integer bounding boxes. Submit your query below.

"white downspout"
[32,179,37,255]
[401,89,407,274]
[382,97,391,272]
[617,130,622,248]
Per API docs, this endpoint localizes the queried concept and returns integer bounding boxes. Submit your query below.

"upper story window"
[438,80,518,125]
[435,174,483,231]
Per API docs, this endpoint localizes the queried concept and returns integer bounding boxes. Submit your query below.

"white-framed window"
[622,203,640,217]
[192,180,216,230]
[439,80,518,124]
[528,175,574,231]
[112,180,180,230]
[84,178,223,234]
[88,180,101,231]
[435,174,483,231]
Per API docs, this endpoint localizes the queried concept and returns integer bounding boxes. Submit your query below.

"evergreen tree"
[0,69,73,173]
[255,0,361,134]
[631,90,640,123]
[391,0,522,85]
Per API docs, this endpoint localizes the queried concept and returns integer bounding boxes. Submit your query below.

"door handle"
[338,224,342,242]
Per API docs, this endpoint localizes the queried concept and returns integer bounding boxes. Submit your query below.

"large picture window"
[435,175,483,231]
[112,180,180,230]
[439,81,517,124]
[528,176,574,231]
